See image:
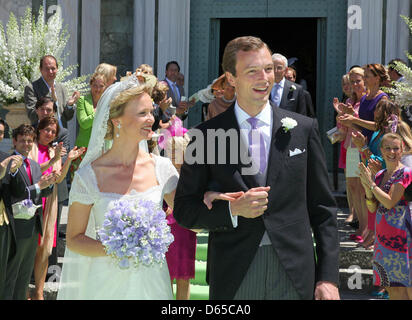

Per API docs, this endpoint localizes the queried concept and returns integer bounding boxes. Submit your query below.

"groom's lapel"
[265,104,289,186]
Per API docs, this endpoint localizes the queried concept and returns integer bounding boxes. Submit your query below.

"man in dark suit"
[24,55,80,129]
[0,150,24,298]
[164,61,190,120]
[270,53,311,117]
[174,36,340,300]
[3,125,56,300]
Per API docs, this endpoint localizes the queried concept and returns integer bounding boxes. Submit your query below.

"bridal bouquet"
[97,199,174,269]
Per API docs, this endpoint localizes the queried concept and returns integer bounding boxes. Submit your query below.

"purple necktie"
[247,117,266,173]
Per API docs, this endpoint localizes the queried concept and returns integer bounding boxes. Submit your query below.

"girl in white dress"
[57,75,179,300]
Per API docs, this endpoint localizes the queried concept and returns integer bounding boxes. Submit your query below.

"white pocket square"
[289,148,306,157]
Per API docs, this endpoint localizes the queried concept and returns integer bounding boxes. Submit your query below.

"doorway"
[219,18,318,110]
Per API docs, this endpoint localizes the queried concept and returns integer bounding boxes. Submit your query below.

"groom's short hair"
[222,36,271,77]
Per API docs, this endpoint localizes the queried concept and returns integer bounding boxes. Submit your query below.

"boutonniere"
[290,84,297,92]
[281,117,298,132]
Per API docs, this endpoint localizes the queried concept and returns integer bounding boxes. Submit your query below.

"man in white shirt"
[270,53,311,116]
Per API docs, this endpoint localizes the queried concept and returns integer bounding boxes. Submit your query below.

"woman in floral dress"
[359,132,412,299]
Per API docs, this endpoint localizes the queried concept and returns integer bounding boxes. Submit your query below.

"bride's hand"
[203,191,244,210]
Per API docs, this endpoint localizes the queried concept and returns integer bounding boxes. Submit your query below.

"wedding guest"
[269,53,311,116]
[206,74,236,120]
[334,74,356,223]
[162,118,197,300]
[285,67,297,82]
[24,55,80,128]
[339,63,389,144]
[335,68,366,227]
[338,63,389,240]
[387,58,406,83]
[70,73,107,180]
[164,61,191,120]
[0,151,23,299]
[135,64,154,83]
[4,125,56,300]
[359,132,412,300]
[151,80,174,131]
[94,63,117,87]
[29,117,85,300]
[33,96,70,268]
[0,118,5,142]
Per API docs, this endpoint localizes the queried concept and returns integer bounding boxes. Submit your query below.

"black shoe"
[348,220,359,229]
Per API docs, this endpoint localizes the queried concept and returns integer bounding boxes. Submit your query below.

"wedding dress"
[57,154,178,300]
[57,74,179,300]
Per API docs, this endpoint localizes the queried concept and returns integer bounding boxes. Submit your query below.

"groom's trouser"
[233,245,301,300]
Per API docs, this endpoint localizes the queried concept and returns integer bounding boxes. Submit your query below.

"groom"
[174,36,339,300]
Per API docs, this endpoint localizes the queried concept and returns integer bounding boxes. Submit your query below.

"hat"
[211,74,227,91]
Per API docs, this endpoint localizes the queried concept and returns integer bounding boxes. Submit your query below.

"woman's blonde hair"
[94,63,117,84]
[89,73,106,86]
[105,83,152,140]
[137,64,153,75]
[397,121,412,154]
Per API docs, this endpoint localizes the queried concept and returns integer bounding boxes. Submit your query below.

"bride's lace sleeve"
[68,166,97,206]
[156,155,179,194]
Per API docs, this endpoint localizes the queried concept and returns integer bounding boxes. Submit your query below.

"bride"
[57,74,179,299]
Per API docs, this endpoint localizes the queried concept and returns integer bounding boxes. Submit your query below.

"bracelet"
[361,145,369,152]
[370,184,377,191]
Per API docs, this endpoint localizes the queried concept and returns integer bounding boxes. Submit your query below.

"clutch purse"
[12,199,41,220]
[326,127,340,144]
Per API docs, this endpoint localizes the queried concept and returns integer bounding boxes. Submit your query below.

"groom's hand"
[229,186,270,219]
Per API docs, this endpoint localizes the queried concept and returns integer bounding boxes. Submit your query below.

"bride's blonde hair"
[105,83,153,140]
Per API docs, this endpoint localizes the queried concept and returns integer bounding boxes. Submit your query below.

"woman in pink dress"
[335,69,366,227]
[29,116,85,300]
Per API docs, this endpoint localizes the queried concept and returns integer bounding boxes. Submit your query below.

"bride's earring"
[116,122,121,138]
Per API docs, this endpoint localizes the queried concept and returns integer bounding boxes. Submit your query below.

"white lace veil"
[79,74,150,169]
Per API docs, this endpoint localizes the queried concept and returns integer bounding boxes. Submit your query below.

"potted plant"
[0,6,89,129]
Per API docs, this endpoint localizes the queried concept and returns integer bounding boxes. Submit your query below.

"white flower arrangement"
[290,84,297,91]
[280,117,297,132]
[0,6,89,105]
[385,15,412,108]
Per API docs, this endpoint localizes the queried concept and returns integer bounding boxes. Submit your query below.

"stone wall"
[100,0,134,78]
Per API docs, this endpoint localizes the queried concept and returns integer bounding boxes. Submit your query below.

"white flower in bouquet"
[0,6,89,105]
